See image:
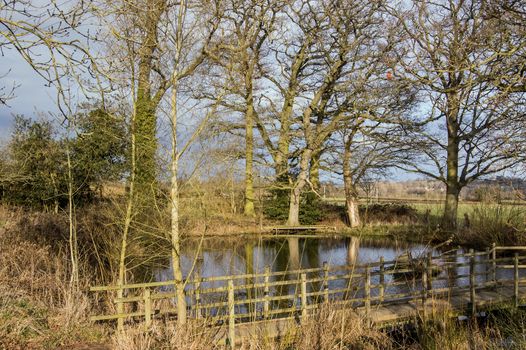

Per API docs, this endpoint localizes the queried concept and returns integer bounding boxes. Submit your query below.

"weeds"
[0,208,108,349]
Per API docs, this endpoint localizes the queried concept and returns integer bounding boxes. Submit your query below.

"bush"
[361,203,418,224]
[457,204,526,247]
[0,109,127,211]
[264,183,324,225]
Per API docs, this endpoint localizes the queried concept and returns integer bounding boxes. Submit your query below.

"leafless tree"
[389,0,526,228]
[204,0,281,217]
[282,0,394,226]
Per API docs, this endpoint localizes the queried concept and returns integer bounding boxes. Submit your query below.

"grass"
[0,207,109,349]
[111,306,393,350]
[318,200,526,248]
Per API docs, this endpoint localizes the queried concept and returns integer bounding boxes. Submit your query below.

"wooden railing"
[90,244,526,343]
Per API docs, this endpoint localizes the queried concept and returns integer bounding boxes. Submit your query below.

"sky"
[0,49,60,140]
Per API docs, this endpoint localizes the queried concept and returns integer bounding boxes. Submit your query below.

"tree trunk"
[242,54,256,217]
[275,105,291,180]
[346,194,361,228]
[442,92,460,229]
[309,152,320,192]
[66,145,79,289]
[170,94,187,324]
[169,1,187,324]
[134,95,157,202]
[117,94,137,333]
[443,180,460,229]
[244,89,256,217]
[287,149,312,226]
[287,187,301,226]
[134,0,166,204]
[343,136,361,227]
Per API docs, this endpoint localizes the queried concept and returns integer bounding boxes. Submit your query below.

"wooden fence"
[90,244,526,344]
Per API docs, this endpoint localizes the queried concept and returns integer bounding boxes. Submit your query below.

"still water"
[156,236,436,281]
[153,236,522,318]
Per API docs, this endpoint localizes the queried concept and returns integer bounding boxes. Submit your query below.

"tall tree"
[391,0,526,228]
[206,0,280,217]
[100,0,220,207]
[284,0,390,226]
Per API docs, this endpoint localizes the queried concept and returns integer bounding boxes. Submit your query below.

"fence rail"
[90,244,526,344]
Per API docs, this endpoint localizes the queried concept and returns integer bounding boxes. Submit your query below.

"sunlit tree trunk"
[287,149,312,226]
[169,0,187,325]
[244,66,256,217]
[343,138,361,228]
[117,102,136,332]
[66,144,78,289]
[309,152,320,192]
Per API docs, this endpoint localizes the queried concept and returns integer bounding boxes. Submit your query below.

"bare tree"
[390,0,526,228]
[1,0,102,114]
[97,0,221,207]
[204,0,281,217]
[283,0,392,226]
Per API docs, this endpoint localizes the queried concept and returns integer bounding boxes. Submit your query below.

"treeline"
[1,0,525,232]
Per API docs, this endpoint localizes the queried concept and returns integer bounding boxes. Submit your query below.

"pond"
[155,236,437,281]
[152,236,522,319]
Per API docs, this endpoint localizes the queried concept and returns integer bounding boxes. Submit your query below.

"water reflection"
[157,236,434,313]
[347,236,359,265]
[153,237,526,320]
[157,236,434,282]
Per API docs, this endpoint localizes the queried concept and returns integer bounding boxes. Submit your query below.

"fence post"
[195,273,202,319]
[469,249,476,316]
[365,265,371,320]
[323,261,329,303]
[426,251,433,294]
[514,253,519,308]
[228,279,235,348]
[485,247,491,285]
[144,288,151,330]
[411,269,417,307]
[117,286,124,332]
[301,273,307,319]
[379,256,385,302]
[421,261,428,319]
[492,243,497,289]
[264,266,270,320]
[447,249,457,293]
[422,261,428,303]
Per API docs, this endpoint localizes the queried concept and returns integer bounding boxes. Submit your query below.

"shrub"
[264,185,324,225]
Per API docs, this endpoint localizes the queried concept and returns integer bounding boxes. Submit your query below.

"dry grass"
[269,307,392,350]
[456,204,526,247]
[111,306,392,350]
[393,300,526,350]
[112,320,224,350]
[0,207,108,349]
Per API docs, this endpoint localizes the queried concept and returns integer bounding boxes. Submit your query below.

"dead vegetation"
[0,208,108,349]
